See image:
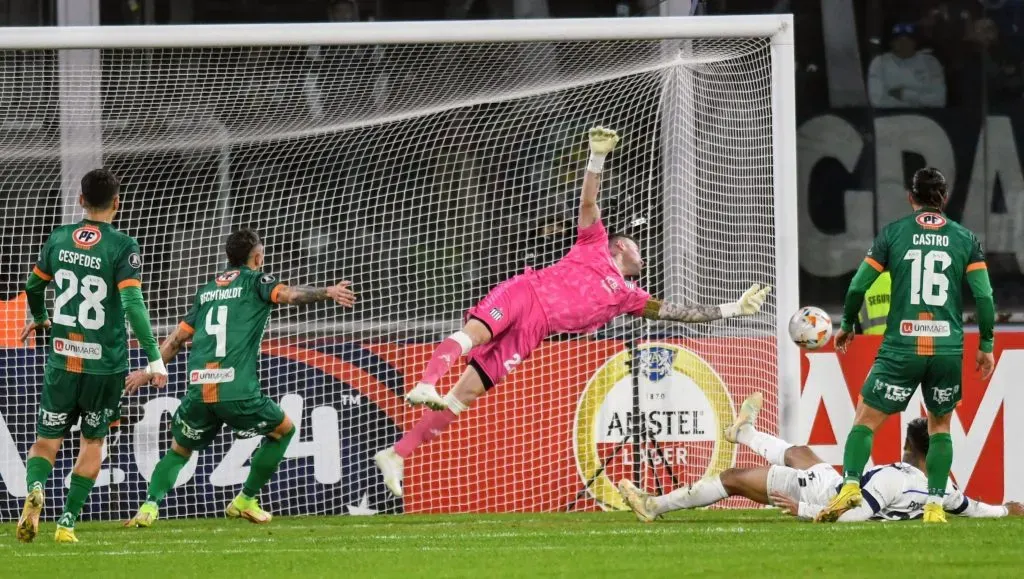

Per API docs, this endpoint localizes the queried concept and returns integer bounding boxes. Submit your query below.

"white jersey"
[859,462,963,521]
[798,461,1006,522]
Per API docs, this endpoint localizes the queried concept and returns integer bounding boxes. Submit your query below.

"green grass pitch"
[3,510,1023,578]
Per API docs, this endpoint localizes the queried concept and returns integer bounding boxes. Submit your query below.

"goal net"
[0,17,795,520]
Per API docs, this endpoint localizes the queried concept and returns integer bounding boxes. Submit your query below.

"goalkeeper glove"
[719,284,771,319]
[587,126,619,173]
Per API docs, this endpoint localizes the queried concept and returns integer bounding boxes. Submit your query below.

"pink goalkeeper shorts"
[463,274,549,389]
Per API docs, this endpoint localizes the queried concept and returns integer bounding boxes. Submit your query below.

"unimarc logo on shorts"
[53,337,102,360]
[899,320,951,337]
[189,368,236,384]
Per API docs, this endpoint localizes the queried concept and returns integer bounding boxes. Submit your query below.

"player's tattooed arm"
[277,286,329,305]
[125,325,189,393]
[277,281,356,307]
[640,299,723,323]
[159,325,192,364]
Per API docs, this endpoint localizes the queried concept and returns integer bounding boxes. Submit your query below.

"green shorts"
[38,366,124,440]
[861,351,962,416]
[171,394,286,451]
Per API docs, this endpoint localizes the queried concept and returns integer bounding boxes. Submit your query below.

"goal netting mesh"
[0,33,779,519]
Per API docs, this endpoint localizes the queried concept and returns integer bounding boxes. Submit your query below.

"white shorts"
[767,463,842,506]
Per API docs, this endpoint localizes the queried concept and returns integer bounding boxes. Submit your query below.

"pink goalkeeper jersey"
[526,219,651,334]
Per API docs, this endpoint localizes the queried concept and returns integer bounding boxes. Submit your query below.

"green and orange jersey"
[177,266,285,403]
[860,209,986,356]
[33,220,144,374]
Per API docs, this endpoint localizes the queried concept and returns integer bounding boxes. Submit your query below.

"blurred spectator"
[446,0,548,19]
[963,17,1024,105]
[916,1,979,69]
[868,23,947,108]
[328,0,359,21]
[983,0,1024,42]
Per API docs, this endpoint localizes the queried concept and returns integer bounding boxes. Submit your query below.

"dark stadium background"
[2,0,1022,318]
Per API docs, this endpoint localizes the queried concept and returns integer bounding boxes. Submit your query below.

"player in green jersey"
[16,169,166,544]
[817,168,997,524]
[123,228,355,527]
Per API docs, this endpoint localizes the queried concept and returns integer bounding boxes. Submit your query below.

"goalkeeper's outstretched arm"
[641,284,771,323]
[579,127,619,230]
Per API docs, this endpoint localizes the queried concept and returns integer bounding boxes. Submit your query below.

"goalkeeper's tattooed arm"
[276,280,356,307]
[641,284,771,323]
[641,300,723,323]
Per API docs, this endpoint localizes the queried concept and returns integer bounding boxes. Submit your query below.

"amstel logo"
[573,342,736,510]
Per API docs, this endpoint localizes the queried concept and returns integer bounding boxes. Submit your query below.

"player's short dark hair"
[911,167,948,210]
[225,229,262,267]
[80,169,120,210]
[608,232,639,251]
[905,417,930,457]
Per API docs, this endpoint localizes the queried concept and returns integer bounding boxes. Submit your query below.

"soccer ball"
[788,307,833,350]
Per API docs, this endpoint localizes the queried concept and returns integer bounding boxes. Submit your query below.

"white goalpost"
[0,15,797,519]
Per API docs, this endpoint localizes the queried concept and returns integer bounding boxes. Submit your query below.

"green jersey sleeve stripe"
[32,266,52,281]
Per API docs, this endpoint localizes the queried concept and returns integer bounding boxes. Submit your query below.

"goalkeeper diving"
[374,127,771,497]
[618,393,1023,522]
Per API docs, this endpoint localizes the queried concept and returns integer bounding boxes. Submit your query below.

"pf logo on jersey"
[216,270,240,286]
[916,212,947,230]
[72,225,102,249]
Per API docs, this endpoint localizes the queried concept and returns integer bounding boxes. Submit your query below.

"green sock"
[843,424,875,484]
[242,427,295,499]
[26,456,53,493]
[146,449,190,505]
[926,432,954,500]
[58,473,95,529]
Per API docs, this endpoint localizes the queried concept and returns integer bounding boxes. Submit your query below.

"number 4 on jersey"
[904,249,951,306]
[206,305,228,357]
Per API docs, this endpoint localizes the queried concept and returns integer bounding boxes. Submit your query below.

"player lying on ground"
[17,169,167,544]
[123,229,355,527]
[819,167,996,524]
[374,127,771,497]
[618,394,1022,522]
